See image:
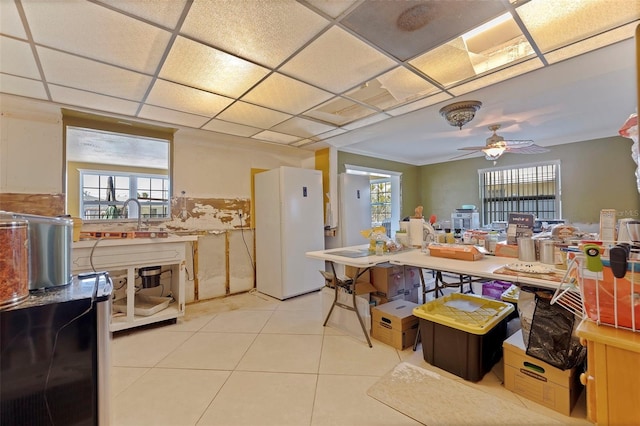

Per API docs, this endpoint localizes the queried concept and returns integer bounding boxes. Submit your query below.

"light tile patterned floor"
[109,290,592,426]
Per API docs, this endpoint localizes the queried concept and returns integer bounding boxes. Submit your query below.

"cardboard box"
[494,243,519,258]
[428,244,483,261]
[503,329,582,416]
[403,266,422,304]
[371,263,405,298]
[345,265,371,283]
[371,299,419,349]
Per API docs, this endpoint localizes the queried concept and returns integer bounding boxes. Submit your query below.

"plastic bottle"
[375,236,384,256]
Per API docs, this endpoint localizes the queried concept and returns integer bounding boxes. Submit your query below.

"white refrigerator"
[338,173,371,247]
[254,166,325,300]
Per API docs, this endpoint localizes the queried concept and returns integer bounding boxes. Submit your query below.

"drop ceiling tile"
[342,113,390,131]
[202,119,261,137]
[138,104,210,128]
[251,130,301,145]
[386,92,452,116]
[146,79,234,117]
[0,74,47,100]
[303,0,358,19]
[241,72,333,115]
[345,67,439,110]
[448,57,544,97]
[182,0,329,69]
[516,0,640,54]
[159,36,270,99]
[341,0,507,61]
[271,117,336,138]
[37,47,152,101]
[216,101,291,129]
[22,0,172,74]
[279,26,397,94]
[97,0,188,29]
[1,1,27,38]
[543,21,638,65]
[0,37,41,79]
[303,96,378,126]
[49,84,140,116]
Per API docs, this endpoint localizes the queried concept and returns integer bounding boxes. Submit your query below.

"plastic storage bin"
[413,293,514,381]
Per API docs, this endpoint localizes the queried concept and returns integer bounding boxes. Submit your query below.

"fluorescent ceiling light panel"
[37,46,153,101]
[22,0,172,74]
[160,36,270,99]
[241,72,334,115]
[182,0,329,69]
[146,79,234,117]
[280,26,396,93]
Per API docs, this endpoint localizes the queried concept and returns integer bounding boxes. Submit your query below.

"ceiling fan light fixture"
[482,146,505,160]
[439,100,482,130]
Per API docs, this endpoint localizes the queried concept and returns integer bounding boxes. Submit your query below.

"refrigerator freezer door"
[255,167,325,300]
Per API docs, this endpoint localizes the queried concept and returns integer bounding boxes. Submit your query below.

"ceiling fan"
[457,124,550,161]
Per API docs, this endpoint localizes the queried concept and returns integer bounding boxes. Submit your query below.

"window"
[371,179,392,226]
[345,164,402,235]
[63,109,174,221]
[80,171,169,220]
[479,161,561,225]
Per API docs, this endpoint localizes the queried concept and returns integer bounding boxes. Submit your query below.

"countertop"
[3,272,112,312]
[73,234,198,249]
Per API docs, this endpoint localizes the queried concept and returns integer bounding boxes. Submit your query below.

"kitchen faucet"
[123,198,142,231]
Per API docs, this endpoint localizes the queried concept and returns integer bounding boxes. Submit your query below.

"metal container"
[139,265,161,288]
[0,219,30,308]
[539,239,556,265]
[0,212,72,290]
[517,237,537,262]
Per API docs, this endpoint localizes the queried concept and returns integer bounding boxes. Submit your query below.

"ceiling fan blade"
[450,150,480,160]
[502,139,534,147]
[505,144,550,154]
[458,146,490,151]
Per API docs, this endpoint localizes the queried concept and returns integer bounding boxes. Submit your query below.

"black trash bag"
[526,294,586,370]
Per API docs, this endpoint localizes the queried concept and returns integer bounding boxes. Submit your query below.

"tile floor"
[109,289,592,426]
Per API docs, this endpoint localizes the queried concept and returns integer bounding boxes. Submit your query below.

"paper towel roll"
[409,218,424,247]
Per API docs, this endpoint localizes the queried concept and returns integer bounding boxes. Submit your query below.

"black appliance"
[0,272,112,425]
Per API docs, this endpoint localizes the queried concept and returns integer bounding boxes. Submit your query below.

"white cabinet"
[72,236,197,332]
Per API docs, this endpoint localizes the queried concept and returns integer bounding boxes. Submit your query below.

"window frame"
[79,169,170,221]
[62,109,175,221]
[478,160,562,226]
